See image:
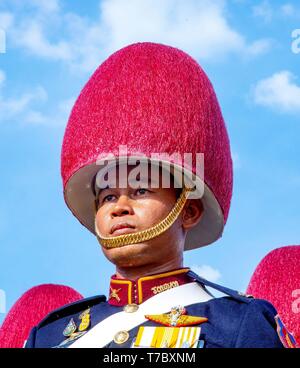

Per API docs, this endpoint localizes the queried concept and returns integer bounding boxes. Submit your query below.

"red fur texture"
[247,246,300,344]
[0,284,83,348]
[61,42,233,223]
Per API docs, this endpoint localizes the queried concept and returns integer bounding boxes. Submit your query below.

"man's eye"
[103,194,116,202]
[135,188,149,195]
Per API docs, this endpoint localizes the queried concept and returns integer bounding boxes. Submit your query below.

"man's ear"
[181,199,203,230]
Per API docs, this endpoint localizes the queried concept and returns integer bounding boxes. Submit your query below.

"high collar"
[108,267,192,306]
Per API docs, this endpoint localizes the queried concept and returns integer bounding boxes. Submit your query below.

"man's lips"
[110,222,136,235]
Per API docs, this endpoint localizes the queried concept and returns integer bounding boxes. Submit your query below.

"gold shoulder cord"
[95,186,192,249]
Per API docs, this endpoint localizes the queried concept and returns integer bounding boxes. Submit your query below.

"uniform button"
[123,303,139,313]
[113,330,129,344]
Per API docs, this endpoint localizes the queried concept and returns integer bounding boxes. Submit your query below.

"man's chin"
[101,241,152,265]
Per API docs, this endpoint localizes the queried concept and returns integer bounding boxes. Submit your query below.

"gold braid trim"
[96,186,192,249]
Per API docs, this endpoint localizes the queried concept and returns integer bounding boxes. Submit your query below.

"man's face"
[94,165,186,270]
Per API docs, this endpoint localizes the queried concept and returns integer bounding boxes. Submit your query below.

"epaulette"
[37,294,107,329]
[187,270,254,304]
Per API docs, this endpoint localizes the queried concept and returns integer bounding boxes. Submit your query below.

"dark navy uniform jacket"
[25,271,284,348]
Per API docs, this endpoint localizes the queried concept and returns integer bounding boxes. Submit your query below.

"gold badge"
[145,305,208,327]
[78,313,90,332]
[110,287,122,302]
[79,308,90,319]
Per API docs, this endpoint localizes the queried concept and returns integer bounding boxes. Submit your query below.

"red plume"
[0,284,83,348]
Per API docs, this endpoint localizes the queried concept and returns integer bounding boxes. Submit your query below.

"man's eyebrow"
[96,176,161,196]
[97,185,110,196]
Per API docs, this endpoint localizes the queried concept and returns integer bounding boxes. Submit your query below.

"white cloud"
[190,264,222,283]
[0,85,47,121]
[101,0,272,61]
[253,2,300,21]
[252,71,300,113]
[281,4,294,16]
[246,38,273,56]
[15,21,72,61]
[7,0,271,73]
[101,0,245,60]
[0,67,73,126]
[27,0,60,14]
[23,96,75,126]
[280,3,300,18]
[252,1,273,22]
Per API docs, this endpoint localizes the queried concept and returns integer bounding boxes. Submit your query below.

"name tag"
[132,326,201,348]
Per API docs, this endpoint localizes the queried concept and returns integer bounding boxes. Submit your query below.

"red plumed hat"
[61,42,233,250]
[0,284,83,348]
[247,246,300,345]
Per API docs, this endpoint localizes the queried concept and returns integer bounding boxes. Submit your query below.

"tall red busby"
[0,284,83,348]
[247,246,300,345]
[61,42,233,250]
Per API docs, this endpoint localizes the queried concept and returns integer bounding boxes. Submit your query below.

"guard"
[25,42,286,348]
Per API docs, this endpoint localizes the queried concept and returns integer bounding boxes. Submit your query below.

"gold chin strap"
[95,186,193,249]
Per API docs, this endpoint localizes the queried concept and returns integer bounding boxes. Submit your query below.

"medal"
[145,305,208,327]
[79,308,90,319]
[60,308,91,347]
[63,318,77,337]
[78,313,90,332]
[133,326,201,348]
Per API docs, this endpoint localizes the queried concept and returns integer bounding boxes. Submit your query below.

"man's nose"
[111,195,134,217]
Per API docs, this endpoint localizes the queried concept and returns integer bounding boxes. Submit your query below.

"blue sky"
[0,0,300,324]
